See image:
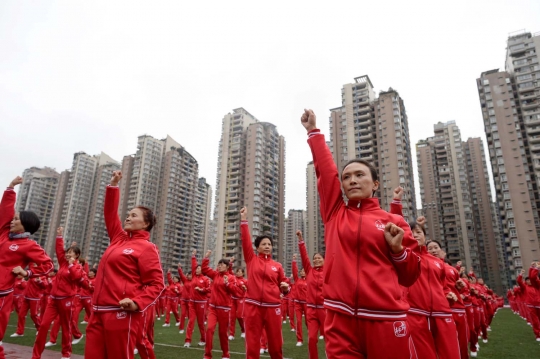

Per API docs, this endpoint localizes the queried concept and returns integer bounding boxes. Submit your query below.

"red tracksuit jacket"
[529,267,540,307]
[298,240,324,308]
[92,185,165,313]
[178,269,192,301]
[405,247,452,317]
[202,258,243,308]
[291,261,307,303]
[50,237,84,298]
[308,130,421,320]
[0,188,54,297]
[24,277,45,300]
[14,278,26,296]
[443,263,465,310]
[240,221,289,307]
[165,272,180,298]
[190,257,211,303]
[231,275,248,300]
[517,274,539,306]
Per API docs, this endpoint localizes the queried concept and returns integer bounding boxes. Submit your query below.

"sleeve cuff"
[26,270,33,277]
[298,241,305,245]
[6,187,14,191]
[391,199,402,204]
[241,221,248,225]
[390,248,408,262]
[308,129,322,138]
[107,185,119,188]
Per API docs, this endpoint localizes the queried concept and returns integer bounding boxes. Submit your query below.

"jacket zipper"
[354,202,363,315]
[428,252,433,315]
[260,255,267,305]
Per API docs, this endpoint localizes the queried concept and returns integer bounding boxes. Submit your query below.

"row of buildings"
[17,30,539,295]
[15,135,213,271]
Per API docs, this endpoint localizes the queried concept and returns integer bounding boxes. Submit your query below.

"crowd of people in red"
[0,109,536,359]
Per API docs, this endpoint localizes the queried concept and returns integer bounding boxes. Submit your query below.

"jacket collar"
[258,253,272,260]
[346,197,381,211]
[127,230,150,241]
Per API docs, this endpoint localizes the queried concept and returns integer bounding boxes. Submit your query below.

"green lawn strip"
[6,309,536,359]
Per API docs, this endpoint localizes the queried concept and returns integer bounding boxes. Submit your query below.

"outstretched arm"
[0,176,22,242]
[303,109,343,223]
[386,219,421,287]
[297,231,312,275]
[104,171,125,245]
[201,251,217,280]
[389,186,404,217]
[240,207,255,263]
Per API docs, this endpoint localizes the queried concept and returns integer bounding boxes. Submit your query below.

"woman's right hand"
[301,109,317,132]
[9,176,23,188]
[110,171,122,186]
[56,227,64,237]
[240,207,248,221]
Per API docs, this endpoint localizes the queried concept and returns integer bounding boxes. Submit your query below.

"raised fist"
[9,176,23,188]
[393,186,404,201]
[416,216,426,228]
[384,222,404,254]
[110,171,122,186]
[300,109,317,132]
[57,227,64,237]
[240,207,248,221]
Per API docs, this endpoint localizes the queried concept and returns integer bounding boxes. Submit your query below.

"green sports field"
[3,308,539,358]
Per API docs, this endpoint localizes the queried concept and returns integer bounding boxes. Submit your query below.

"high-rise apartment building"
[305,161,325,256]
[476,30,540,281]
[16,167,60,248]
[196,178,213,255]
[283,209,305,275]
[213,108,285,267]
[60,152,118,253]
[330,76,416,220]
[417,122,479,270]
[45,170,70,256]
[463,138,507,293]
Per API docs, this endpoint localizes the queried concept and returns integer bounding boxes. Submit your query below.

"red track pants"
[16,298,41,334]
[32,297,75,359]
[452,310,469,359]
[0,293,14,359]
[306,307,325,359]
[467,306,478,353]
[407,313,460,359]
[288,299,296,330]
[204,306,231,359]
[528,306,540,339]
[229,298,245,337]
[165,297,180,324]
[136,306,156,359]
[186,301,206,343]
[180,300,189,330]
[324,310,418,359]
[244,303,283,359]
[39,295,49,318]
[294,301,307,343]
[49,315,61,343]
[85,311,143,359]
[11,295,22,313]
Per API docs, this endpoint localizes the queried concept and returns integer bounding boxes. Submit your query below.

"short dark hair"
[235,267,244,274]
[135,206,156,232]
[341,159,378,182]
[67,246,81,259]
[408,220,426,235]
[525,277,530,281]
[89,269,97,275]
[426,239,442,249]
[19,211,40,234]
[218,258,230,266]
[254,235,273,249]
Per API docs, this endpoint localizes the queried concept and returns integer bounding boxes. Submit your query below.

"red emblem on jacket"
[393,321,407,337]
[374,220,385,231]
[9,244,19,251]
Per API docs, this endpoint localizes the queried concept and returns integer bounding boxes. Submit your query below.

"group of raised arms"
[0,109,533,359]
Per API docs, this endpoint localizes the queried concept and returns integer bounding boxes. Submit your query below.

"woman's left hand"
[119,298,139,311]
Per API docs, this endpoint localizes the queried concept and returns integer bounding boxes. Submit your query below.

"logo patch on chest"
[123,248,134,255]
[434,261,441,269]
[374,220,385,231]
[9,244,19,251]
[393,321,407,337]
[271,266,277,272]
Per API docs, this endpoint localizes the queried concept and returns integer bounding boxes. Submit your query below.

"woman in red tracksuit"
[301,109,420,359]
[12,268,45,336]
[184,250,211,347]
[240,206,290,359]
[0,177,54,359]
[84,171,165,359]
[291,254,307,346]
[228,260,248,340]
[518,267,540,340]
[287,278,296,332]
[163,270,181,327]
[11,277,26,314]
[178,267,192,333]
[402,218,460,359]
[297,231,325,359]
[77,268,95,325]
[32,227,84,359]
[427,240,469,359]
[202,250,244,359]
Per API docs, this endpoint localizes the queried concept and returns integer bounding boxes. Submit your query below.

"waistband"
[409,308,453,318]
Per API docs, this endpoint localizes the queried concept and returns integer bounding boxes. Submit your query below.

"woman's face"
[217,263,228,273]
[65,249,79,262]
[124,208,148,232]
[341,163,379,201]
[257,238,272,255]
[427,242,442,258]
[88,271,95,279]
[313,254,324,268]
[412,225,426,246]
[195,266,202,275]
[300,269,306,277]
[235,269,244,277]
[10,213,25,233]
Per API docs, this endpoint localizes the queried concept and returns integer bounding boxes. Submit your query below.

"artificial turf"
[3,308,538,358]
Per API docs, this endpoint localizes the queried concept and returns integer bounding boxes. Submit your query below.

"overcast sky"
[1,1,539,215]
